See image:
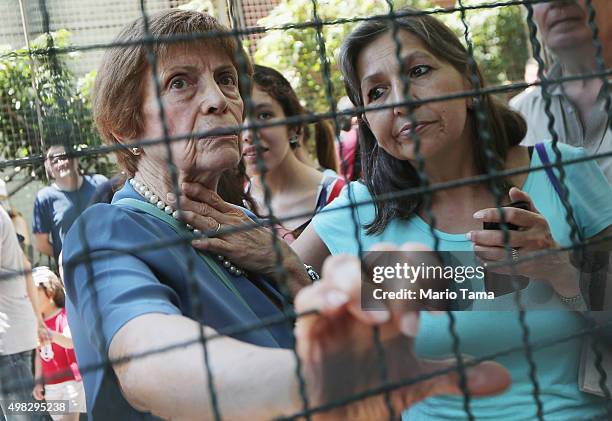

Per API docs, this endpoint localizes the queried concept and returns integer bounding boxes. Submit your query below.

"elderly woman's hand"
[468,187,580,297]
[294,244,510,420]
[174,182,311,295]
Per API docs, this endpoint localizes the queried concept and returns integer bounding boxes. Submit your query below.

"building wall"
[0,0,193,265]
[1,0,192,77]
[0,0,270,265]
[239,0,279,55]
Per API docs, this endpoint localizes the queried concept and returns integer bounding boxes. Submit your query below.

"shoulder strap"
[114,198,247,306]
[326,178,346,205]
[535,142,591,255]
[352,138,361,181]
[535,142,565,199]
[116,198,282,346]
[52,311,62,333]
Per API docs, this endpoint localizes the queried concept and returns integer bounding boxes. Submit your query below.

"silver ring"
[511,248,519,262]
[215,222,222,234]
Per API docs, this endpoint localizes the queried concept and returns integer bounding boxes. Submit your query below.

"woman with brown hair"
[185,6,612,420]
[300,7,612,420]
[243,65,345,243]
[244,66,338,173]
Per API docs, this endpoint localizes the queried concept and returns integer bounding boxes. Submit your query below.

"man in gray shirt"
[511,0,612,181]
[0,206,48,420]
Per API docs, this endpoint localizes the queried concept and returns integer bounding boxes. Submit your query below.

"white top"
[510,63,612,183]
[0,206,36,355]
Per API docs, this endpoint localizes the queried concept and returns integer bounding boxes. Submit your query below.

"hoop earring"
[131,147,142,156]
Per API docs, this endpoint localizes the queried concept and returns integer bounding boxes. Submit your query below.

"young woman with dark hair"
[246,65,338,173]
[242,65,345,243]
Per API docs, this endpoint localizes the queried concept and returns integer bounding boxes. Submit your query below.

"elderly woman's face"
[358,30,471,163]
[139,44,243,178]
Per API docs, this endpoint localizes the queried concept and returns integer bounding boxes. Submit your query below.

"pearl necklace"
[129,178,243,277]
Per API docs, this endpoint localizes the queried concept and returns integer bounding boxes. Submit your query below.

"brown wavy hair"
[93,9,253,177]
[338,7,526,234]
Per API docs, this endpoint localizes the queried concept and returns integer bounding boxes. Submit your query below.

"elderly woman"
[60,9,509,420]
[185,7,612,421]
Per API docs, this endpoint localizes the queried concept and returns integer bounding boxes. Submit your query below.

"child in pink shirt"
[31,267,85,421]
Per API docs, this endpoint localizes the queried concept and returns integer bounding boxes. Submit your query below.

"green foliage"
[0,30,112,178]
[254,0,431,114]
[440,1,528,87]
[179,0,216,16]
[254,0,528,113]
[76,69,96,104]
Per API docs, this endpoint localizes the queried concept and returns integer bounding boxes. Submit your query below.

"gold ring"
[215,222,222,234]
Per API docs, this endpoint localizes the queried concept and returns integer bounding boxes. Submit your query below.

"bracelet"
[304,264,320,282]
[557,292,587,311]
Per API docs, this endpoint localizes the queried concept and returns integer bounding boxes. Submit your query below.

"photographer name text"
[373,288,495,300]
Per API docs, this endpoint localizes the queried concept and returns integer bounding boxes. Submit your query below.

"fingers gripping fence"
[1,0,612,420]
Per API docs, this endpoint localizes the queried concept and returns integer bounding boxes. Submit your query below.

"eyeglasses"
[48,155,72,165]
